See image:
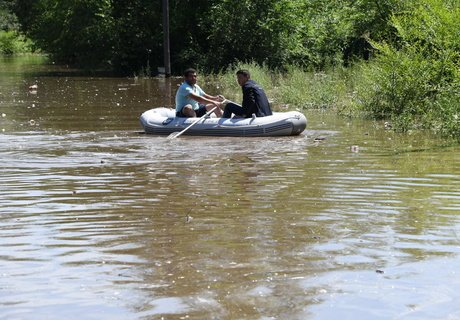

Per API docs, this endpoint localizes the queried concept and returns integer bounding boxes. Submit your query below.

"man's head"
[236,69,250,86]
[184,68,197,85]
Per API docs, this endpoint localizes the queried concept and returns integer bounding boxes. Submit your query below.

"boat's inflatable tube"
[140,107,307,137]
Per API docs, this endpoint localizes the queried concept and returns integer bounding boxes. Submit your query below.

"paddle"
[167,106,218,139]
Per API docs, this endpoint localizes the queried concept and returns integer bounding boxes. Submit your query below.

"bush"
[0,30,33,55]
[0,30,15,54]
[353,0,460,137]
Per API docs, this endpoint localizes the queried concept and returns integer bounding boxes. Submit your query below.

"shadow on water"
[1,57,460,319]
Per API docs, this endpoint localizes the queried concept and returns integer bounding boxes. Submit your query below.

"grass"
[207,62,355,113]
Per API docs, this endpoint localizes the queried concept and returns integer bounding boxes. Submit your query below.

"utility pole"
[162,0,171,77]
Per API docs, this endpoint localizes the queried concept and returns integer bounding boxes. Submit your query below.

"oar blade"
[167,131,180,139]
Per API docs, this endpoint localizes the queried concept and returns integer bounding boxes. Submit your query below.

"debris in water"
[185,207,193,223]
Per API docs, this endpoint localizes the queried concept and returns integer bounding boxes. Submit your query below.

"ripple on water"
[1,118,460,319]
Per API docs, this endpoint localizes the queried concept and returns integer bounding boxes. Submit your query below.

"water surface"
[1,57,460,319]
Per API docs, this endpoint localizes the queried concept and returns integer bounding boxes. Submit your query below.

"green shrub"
[0,30,15,54]
[0,30,33,55]
[353,0,460,137]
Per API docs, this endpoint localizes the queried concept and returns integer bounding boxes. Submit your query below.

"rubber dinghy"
[140,107,307,137]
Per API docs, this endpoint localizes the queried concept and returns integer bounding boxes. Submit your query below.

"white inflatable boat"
[139,107,307,137]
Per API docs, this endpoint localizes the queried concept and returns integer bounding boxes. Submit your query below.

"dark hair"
[184,68,197,77]
[236,69,250,78]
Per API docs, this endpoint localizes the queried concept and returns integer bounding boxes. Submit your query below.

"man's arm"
[241,86,257,115]
[188,92,221,106]
[203,92,225,102]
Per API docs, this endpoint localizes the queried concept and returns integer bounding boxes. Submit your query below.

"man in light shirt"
[175,68,224,117]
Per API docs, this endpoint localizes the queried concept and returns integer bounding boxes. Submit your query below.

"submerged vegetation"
[1,0,459,139]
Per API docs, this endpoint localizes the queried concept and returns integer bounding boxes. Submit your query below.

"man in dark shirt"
[222,69,273,118]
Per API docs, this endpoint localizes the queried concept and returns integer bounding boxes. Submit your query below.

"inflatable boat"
[139,107,307,137]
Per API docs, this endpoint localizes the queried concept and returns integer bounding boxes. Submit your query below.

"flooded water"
[1,56,460,319]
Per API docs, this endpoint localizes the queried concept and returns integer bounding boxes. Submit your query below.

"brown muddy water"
[1,56,460,320]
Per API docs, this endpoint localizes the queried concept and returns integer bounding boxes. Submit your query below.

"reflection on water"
[1,57,460,319]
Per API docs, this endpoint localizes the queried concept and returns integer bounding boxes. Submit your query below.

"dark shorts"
[176,104,207,117]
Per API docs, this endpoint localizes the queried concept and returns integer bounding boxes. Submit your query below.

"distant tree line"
[5,0,405,74]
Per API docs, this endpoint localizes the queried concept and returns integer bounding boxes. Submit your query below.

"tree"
[0,0,20,31]
[110,0,162,74]
[14,0,114,68]
[11,0,406,74]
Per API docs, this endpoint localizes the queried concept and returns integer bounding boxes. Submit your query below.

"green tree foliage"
[11,0,401,73]
[303,0,403,66]
[0,0,19,30]
[202,0,297,68]
[13,0,163,72]
[0,29,33,54]
[110,0,162,74]
[167,0,216,71]
[14,0,114,67]
[0,0,35,54]
[356,0,460,137]
[201,0,402,70]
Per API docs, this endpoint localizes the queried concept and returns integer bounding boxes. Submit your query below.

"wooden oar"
[167,106,218,139]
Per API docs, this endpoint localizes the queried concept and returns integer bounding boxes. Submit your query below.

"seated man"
[175,68,224,117]
[223,69,273,118]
